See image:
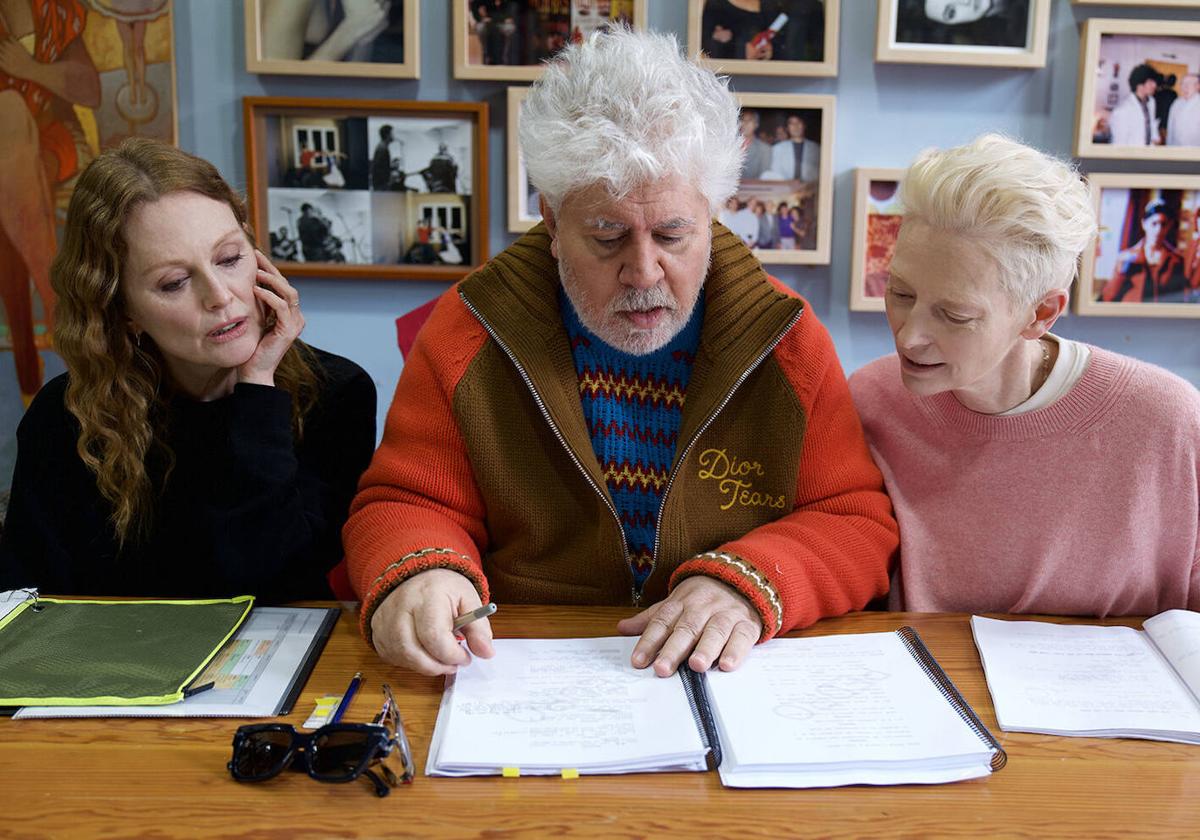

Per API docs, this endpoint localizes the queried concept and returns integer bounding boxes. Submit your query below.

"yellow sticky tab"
[561,768,579,780]
[501,767,520,778]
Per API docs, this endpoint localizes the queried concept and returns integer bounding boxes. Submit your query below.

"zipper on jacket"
[648,309,805,586]
[458,292,632,597]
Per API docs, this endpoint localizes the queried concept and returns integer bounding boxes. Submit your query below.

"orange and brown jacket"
[345,223,898,641]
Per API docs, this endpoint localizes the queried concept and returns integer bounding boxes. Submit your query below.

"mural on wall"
[0,0,175,404]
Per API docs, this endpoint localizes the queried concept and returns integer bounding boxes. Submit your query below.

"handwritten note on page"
[429,637,707,776]
[705,632,996,787]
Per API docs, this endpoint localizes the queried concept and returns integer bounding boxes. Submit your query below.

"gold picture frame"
[244,0,419,78]
[686,0,839,78]
[1077,172,1200,318]
[875,0,1050,68]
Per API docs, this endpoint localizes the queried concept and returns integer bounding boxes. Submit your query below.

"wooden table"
[3,606,1198,839]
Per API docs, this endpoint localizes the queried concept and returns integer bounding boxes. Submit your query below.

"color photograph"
[1079,174,1200,317]
[688,0,838,77]
[730,94,835,264]
[876,0,1050,67]
[454,0,646,80]
[244,0,419,78]
[1077,19,1200,161]
[849,168,904,312]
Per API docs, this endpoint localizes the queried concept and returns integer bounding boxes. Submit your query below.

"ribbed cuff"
[359,547,490,643]
[670,552,784,641]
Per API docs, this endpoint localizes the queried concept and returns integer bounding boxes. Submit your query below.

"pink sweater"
[849,348,1200,616]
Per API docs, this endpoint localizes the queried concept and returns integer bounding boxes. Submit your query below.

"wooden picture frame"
[506,87,542,233]
[875,0,1050,68]
[243,97,488,281]
[727,93,836,265]
[453,0,647,81]
[849,168,905,313]
[686,0,839,78]
[1077,172,1200,317]
[1072,1,1200,7]
[1074,18,1200,162]
[244,0,419,78]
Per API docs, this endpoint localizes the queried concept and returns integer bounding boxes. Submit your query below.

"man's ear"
[1019,288,1069,340]
[539,195,559,259]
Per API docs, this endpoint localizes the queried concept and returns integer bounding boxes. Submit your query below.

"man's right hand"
[369,568,494,675]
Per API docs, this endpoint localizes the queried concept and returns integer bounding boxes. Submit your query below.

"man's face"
[1143,212,1170,248]
[1182,75,1200,99]
[544,176,711,356]
[1137,77,1158,99]
[786,116,805,141]
[739,112,758,138]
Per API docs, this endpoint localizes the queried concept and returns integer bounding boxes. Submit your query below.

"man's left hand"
[617,576,762,677]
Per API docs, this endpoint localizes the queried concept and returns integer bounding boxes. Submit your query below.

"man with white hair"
[345,29,897,678]
[1166,73,1200,147]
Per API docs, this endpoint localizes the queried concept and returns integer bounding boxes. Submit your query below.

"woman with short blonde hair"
[850,134,1200,616]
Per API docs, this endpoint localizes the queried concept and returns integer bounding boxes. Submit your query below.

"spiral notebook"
[425,630,1006,787]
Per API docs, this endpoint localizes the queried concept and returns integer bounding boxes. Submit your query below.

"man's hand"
[616,576,762,677]
[370,568,494,675]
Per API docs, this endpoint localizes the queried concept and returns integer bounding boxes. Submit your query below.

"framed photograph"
[1075,18,1200,162]
[243,97,488,281]
[453,0,647,81]
[244,0,419,78]
[1072,1,1200,7]
[1,0,176,399]
[1077,173,1200,318]
[726,93,836,265]
[875,0,1050,68]
[506,87,543,233]
[849,168,905,312]
[687,0,839,78]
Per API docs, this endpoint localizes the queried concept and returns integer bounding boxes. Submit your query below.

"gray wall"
[3,0,1198,487]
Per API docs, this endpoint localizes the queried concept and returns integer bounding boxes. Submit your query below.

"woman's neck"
[165,362,239,402]
[952,337,1054,415]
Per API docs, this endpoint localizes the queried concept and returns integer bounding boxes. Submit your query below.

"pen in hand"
[329,671,362,724]
[453,603,497,632]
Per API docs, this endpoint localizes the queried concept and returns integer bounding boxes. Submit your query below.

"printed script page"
[1144,609,1200,706]
[971,616,1200,734]
[433,637,707,773]
[705,632,988,767]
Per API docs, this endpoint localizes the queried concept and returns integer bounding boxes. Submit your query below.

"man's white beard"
[558,258,704,356]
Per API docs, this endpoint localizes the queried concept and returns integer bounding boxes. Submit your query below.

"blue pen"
[329,671,363,724]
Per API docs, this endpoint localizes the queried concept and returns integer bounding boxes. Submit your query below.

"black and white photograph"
[876,0,1050,67]
[245,0,419,78]
[1076,19,1200,162]
[688,0,838,77]
[506,87,542,232]
[730,94,835,264]
[268,188,372,265]
[244,98,488,280]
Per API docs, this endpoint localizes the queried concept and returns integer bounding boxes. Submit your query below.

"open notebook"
[426,630,1005,788]
[972,610,1200,744]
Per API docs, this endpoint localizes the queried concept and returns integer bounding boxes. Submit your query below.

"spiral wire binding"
[897,626,1007,771]
[680,664,722,769]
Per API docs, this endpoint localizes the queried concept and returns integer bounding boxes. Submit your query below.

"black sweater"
[0,348,376,602]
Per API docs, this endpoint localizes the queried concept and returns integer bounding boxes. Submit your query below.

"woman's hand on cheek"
[238,250,304,387]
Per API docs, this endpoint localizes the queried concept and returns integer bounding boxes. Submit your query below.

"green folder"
[0,596,254,706]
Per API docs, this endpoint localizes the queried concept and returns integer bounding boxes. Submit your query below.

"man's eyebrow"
[584,217,628,231]
[654,217,697,232]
